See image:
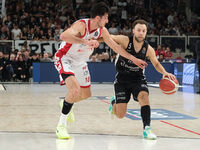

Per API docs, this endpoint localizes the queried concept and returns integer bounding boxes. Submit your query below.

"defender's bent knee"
[68,87,81,101]
[79,87,91,100]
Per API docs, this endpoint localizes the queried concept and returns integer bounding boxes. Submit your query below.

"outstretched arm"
[100,28,147,69]
[60,21,99,48]
[146,45,176,80]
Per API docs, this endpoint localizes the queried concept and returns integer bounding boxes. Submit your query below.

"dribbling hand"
[163,72,176,81]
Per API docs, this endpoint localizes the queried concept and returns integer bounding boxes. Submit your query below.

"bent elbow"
[60,33,65,41]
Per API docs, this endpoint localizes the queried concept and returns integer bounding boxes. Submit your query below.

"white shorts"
[55,59,91,88]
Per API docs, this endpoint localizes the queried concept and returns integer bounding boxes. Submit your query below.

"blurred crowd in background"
[0,0,200,82]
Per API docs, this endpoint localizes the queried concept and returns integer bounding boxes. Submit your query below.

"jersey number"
[85,76,90,83]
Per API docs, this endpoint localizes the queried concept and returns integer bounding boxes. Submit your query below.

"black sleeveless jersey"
[115,36,149,83]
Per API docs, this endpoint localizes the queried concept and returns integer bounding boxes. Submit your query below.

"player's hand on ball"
[163,72,176,81]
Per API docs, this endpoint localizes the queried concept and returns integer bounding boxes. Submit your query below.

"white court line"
[0,84,5,91]
[148,83,185,88]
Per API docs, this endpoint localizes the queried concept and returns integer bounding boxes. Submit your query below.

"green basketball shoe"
[143,126,157,140]
[56,124,70,139]
[109,96,115,115]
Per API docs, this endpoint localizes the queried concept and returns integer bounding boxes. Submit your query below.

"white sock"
[58,113,68,126]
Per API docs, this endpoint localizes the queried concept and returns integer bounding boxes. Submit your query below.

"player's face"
[133,24,147,43]
[97,13,109,28]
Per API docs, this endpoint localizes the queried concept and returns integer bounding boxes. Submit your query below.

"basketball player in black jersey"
[106,19,176,140]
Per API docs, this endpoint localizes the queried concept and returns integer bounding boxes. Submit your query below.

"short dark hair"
[90,2,110,18]
[132,19,148,29]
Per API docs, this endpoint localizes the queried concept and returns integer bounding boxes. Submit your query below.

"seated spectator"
[3,15,12,29]
[2,53,13,81]
[48,53,54,60]
[54,29,60,41]
[38,53,43,61]
[31,53,40,63]
[46,29,54,40]
[110,53,117,62]
[155,45,165,59]
[165,46,173,60]
[148,18,155,29]
[23,50,32,81]
[30,53,40,74]
[41,53,53,62]
[11,24,22,40]
[0,23,9,40]
[108,23,119,35]
[16,54,26,81]
[34,27,41,40]
[175,52,184,63]
[56,24,64,35]
[38,30,46,40]
[96,53,103,62]
[16,51,22,61]
[0,51,4,81]
[122,24,131,36]
[158,54,165,62]
[23,50,31,61]
[89,54,97,62]
[27,28,35,40]
[20,27,28,40]
[101,52,111,62]
[9,53,17,81]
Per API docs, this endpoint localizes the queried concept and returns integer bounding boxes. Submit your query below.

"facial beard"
[134,36,144,43]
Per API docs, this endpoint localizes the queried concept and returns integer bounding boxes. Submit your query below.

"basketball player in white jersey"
[54,2,147,139]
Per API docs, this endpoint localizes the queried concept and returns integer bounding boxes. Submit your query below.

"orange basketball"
[159,76,179,95]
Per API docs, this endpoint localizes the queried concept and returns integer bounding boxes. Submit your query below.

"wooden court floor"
[0,83,200,150]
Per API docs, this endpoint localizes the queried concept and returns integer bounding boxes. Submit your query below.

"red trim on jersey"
[60,80,65,86]
[79,20,87,38]
[55,43,72,58]
[88,19,97,34]
[79,20,86,23]
[97,28,102,39]
[80,85,91,88]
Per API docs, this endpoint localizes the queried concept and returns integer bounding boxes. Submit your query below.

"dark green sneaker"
[109,96,115,115]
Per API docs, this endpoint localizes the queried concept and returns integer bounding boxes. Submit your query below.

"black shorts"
[114,80,149,103]
[61,73,74,81]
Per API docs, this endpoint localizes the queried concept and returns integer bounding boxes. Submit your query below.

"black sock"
[141,105,151,129]
[62,100,74,115]
[112,98,115,105]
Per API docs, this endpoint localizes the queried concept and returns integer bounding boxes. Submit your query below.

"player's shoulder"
[147,43,154,51]
[101,27,108,33]
[71,19,87,29]
[146,44,155,57]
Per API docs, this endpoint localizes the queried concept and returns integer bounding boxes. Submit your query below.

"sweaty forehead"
[135,24,147,30]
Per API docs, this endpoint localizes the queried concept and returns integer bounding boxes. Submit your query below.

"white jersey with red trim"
[55,18,102,66]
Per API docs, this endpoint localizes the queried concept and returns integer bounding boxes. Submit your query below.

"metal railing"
[0,36,199,54]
